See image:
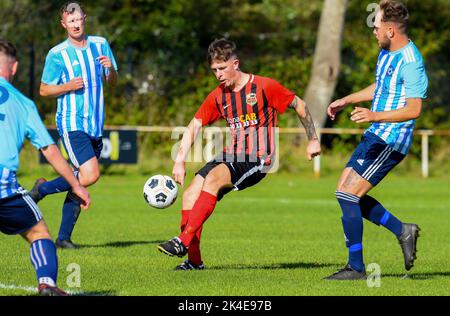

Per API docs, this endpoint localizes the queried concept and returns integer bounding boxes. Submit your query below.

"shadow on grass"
[70,290,117,296]
[210,262,338,270]
[77,240,165,249]
[382,271,450,280]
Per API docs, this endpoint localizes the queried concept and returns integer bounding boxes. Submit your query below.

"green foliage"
[1,0,448,163]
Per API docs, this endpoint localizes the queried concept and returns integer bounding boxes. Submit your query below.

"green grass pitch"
[1,172,449,296]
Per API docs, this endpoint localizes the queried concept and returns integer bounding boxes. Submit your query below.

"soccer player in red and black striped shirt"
[158,39,321,269]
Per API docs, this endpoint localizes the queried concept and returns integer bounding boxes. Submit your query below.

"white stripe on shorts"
[22,195,42,222]
[233,159,265,190]
[362,146,393,180]
[63,132,80,168]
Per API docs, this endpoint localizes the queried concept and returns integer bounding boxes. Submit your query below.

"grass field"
[0,171,449,296]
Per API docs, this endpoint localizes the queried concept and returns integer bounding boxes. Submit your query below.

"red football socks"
[180,210,203,265]
[179,191,217,248]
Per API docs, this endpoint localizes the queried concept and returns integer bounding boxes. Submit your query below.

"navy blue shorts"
[61,131,103,168]
[0,193,43,235]
[196,153,267,201]
[346,132,406,186]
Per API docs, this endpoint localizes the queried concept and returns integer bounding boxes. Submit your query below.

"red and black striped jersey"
[194,74,295,162]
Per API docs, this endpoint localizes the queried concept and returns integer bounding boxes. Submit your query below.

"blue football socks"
[360,195,403,237]
[336,191,365,272]
[38,171,79,197]
[30,239,58,287]
[57,192,81,241]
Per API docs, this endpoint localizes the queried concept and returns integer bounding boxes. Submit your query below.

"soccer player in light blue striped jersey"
[0,40,90,295]
[30,2,118,249]
[325,0,428,280]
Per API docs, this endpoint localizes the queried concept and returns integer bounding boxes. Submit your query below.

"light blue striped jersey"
[367,40,428,154]
[0,77,54,199]
[41,36,118,138]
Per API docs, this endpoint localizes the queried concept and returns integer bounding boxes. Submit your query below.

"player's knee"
[81,169,100,186]
[22,222,52,243]
[182,186,197,205]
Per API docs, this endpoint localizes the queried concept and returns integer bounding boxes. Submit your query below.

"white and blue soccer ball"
[143,175,178,209]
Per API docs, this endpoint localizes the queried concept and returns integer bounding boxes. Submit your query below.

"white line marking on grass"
[0,283,37,293]
[0,283,86,296]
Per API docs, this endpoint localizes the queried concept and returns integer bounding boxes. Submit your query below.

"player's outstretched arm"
[172,117,203,186]
[289,96,321,161]
[40,144,91,209]
[327,83,376,120]
[351,98,422,124]
[40,79,84,98]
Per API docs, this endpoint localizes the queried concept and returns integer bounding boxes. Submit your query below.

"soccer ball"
[143,175,178,209]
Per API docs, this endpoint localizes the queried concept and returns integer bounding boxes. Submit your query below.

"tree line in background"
[1,0,449,158]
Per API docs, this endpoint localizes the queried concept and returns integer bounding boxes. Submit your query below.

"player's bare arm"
[39,78,84,98]
[40,144,91,209]
[172,117,203,186]
[99,55,118,86]
[289,96,321,160]
[351,98,422,124]
[327,83,376,120]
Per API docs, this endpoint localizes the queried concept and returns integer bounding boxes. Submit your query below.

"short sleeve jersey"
[41,36,118,138]
[194,74,295,161]
[368,40,428,154]
[0,77,54,198]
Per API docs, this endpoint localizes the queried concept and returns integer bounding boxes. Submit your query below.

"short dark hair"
[60,2,86,18]
[0,40,17,60]
[379,0,409,33]
[207,38,237,65]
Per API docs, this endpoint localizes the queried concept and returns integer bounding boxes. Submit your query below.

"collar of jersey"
[66,36,90,51]
[387,39,413,56]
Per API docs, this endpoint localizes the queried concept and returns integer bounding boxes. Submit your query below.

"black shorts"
[196,153,267,201]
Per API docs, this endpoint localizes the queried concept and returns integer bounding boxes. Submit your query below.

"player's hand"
[65,77,84,92]
[71,184,91,210]
[98,56,113,69]
[350,107,376,123]
[172,161,186,187]
[306,139,321,161]
[327,98,347,121]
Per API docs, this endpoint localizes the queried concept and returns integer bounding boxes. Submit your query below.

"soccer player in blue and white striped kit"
[28,2,118,248]
[0,40,90,295]
[325,0,428,280]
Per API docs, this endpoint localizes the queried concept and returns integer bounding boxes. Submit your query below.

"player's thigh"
[337,167,373,197]
[202,163,233,194]
[182,175,206,209]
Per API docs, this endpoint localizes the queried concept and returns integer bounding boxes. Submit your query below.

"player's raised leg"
[56,155,100,249]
